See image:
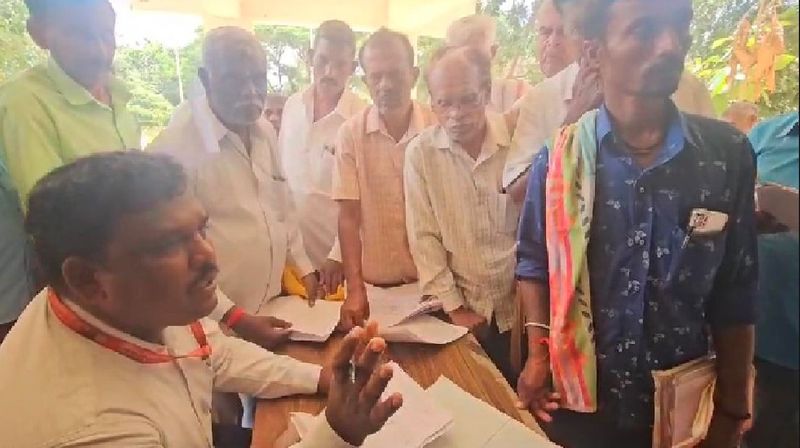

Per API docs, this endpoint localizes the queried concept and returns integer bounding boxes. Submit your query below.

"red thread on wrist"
[224,307,246,328]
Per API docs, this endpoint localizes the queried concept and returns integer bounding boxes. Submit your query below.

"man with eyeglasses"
[404,46,518,381]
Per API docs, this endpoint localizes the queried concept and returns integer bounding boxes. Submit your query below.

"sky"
[112,0,201,48]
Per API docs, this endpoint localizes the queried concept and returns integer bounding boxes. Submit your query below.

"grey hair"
[202,26,265,69]
[445,14,497,48]
[425,45,492,94]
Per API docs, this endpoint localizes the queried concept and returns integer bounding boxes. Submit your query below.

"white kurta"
[149,95,314,316]
[0,290,352,448]
[279,88,366,267]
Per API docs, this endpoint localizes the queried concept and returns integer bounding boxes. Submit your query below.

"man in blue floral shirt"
[514,1,758,447]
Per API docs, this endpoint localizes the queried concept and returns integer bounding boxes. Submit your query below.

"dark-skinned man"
[0,151,402,447]
[515,1,757,447]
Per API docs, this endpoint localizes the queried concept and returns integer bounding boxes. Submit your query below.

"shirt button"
[639,186,645,194]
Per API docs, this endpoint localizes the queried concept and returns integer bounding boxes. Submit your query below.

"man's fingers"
[354,320,379,357]
[330,327,363,378]
[354,337,387,389]
[369,393,403,429]
[268,317,292,328]
[360,363,395,409]
[534,408,554,423]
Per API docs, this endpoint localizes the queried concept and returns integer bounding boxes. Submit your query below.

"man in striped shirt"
[405,46,518,380]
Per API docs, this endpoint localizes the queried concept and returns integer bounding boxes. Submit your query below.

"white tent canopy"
[131,0,477,39]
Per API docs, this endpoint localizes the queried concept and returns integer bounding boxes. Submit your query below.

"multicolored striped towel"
[544,110,599,412]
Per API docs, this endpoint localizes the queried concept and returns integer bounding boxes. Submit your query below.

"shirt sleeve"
[516,149,550,281]
[706,136,758,327]
[0,93,63,206]
[203,319,322,398]
[502,86,549,188]
[290,418,356,448]
[403,139,466,312]
[332,123,361,201]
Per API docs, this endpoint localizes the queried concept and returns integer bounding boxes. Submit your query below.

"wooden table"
[251,334,544,447]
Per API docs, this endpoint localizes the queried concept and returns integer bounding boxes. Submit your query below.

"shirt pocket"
[488,191,520,235]
[311,146,335,195]
[260,175,290,223]
[666,225,728,297]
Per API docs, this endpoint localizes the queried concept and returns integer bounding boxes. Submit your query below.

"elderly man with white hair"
[503,0,717,203]
[446,14,530,114]
[149,27,320,349]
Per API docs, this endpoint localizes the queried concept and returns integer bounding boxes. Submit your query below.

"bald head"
[446,14,498,60]
[427,46,491,146]
[199,27,268,128]
[535,0,581,77]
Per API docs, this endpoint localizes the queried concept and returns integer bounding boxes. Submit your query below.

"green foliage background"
[1,0,797,138]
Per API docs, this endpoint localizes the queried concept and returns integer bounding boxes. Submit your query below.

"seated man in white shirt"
[535,0,582,79]
[405,46,518,381]
[503,0,717,203]
[280,20,366,293]
[445,14,529,114]
[150,27,320,349]
[0,151,402,448]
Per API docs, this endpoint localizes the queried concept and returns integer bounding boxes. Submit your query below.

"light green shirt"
[0,57,141,206]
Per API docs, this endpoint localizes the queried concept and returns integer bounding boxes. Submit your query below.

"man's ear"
[27,17,48,50]
[198,67,210,94]
[62,257,106,305]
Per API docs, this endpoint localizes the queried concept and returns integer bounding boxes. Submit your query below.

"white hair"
[202,26,264,69]
[445,14,497,48]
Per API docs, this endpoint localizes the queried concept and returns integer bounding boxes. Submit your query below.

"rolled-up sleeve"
[706,137,758,327]
[516,149,550,281]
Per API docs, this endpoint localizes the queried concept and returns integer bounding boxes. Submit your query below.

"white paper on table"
[379,314,468,345]
[756,183,799,232]
[367,283,443,328]
[256,295,342,342]
[424,377,559,448]
[292,362,453,448]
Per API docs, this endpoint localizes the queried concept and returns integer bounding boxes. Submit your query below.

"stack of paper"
[424,377,559,448]
[292,362,454,448]
[256,295,342,342]
[367,283,442,327]
[256,286,466,345]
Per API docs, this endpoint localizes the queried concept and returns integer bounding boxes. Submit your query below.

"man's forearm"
[518,278,550,357]
[712,324,754,415]
[338,200,365,291]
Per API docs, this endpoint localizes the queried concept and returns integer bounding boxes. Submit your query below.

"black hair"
[357,27,416,70]
[25,151,187,290]
[313,20,357,54]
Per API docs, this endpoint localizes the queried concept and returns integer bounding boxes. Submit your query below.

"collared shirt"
[489,78,530,114]
[0,159,32,324]
[405,111,518,332]
[503,63,717,188]
[149,95,314,315]
[280,87,367,267]
[0,56,141,204]
[0,289,353,448]
[332,102,437,286]
[516,104,758,428]
[749,112,799,370]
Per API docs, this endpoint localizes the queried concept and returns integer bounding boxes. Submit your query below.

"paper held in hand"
[756,182,799,232]
[291,362,454,448]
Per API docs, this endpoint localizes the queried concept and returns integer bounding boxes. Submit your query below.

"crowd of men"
[0,0,797,447]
